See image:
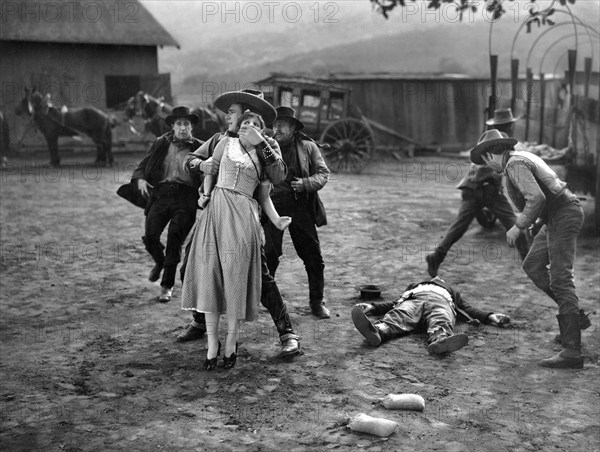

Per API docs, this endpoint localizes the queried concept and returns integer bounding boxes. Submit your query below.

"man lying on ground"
[351,277,509,355]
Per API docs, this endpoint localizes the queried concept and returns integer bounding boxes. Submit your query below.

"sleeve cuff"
[515,214,532,230]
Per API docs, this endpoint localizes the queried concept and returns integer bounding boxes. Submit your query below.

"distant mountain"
[140,0,600,102]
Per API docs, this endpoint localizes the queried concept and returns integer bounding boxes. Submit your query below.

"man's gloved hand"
[355,303,375,314]
[488,313,510,327]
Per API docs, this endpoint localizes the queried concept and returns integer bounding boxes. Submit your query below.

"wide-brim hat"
[486,108,519,125]
[470,129,518,164]
[275,106,304,131]
[165,106,199,127]
[214,89,277,125]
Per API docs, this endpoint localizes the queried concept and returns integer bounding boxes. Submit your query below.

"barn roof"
[329,72,475,81]
[0,0,179,48]
[255,73,351,92]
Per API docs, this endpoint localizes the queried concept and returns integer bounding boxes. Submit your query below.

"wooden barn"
[0,0,178,149]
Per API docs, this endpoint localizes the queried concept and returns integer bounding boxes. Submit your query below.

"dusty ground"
[1,150,599,452]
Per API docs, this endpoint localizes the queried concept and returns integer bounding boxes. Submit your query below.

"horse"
[15,88,113,167]
[125,91,226,141]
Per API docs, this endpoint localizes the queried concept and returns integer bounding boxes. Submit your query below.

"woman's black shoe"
[223,353,237,369]
[203,356,218,371]
[223,342,238,369]
[204,341,221,371]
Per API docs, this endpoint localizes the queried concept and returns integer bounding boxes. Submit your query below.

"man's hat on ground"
[165,106,199,127]
[486,108,519,126]
[274,106,304,131]
[470,129,518,164]
[214,89,277,125]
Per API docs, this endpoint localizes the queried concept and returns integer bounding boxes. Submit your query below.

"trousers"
[264,197,325,304]
[143,183,197,288]
[522,200,583,315]
[376,294,456,339]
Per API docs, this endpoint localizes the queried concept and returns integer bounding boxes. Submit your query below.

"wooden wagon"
[256,74,428,173]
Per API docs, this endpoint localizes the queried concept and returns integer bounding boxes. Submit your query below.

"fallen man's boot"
[351,306,382,346]
[175,324,206,343]
[427,331,469,355]
[540,313,583,369]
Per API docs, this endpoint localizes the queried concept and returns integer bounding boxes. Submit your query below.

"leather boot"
[351,307,382,346]
[280,333,300,357]
[539,313,583,369]
[553,308,591,344]
[427,329,469,355]
[426,250,445,278]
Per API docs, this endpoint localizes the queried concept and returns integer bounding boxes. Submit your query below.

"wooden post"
[511,58,519,114]
[567,49,577,101]
[489,55,498,120]
[525,68,533,142]
[538,73,546,145]
[583,57,592,98]
[567,49,578,153]
[595,85,600,235]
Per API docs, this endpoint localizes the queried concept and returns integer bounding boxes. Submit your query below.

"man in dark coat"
[131,106,203,303]
[266,107,331,319]
[351,277,510,355]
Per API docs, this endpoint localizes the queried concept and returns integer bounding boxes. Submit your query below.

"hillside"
[140,0,600,101]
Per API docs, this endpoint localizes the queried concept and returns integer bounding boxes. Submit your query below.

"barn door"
[140,74,173,104]
[105,75,141,108]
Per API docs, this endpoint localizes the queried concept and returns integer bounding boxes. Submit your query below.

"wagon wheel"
[319,118,375,173]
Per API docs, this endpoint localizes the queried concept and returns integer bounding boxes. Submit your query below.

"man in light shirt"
[473,129,588,369]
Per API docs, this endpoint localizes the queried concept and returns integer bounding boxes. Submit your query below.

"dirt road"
[1,152,598,451]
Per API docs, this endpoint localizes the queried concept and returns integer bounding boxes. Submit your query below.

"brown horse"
[15,88,113,167]
[125,91,226,141]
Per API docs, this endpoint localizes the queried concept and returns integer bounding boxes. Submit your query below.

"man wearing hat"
[175,90,301,357]
[266,106,331,319]
[472,129,587,369]
[130,106,203,302]
[426,108,530,278]
[351,276,510,355]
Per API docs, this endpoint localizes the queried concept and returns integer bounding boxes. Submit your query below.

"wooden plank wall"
[340,78,524,151]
